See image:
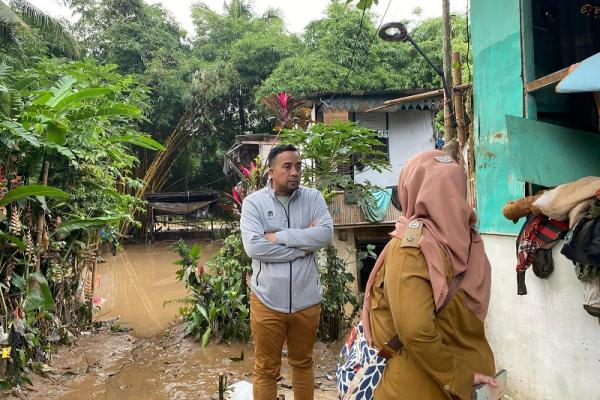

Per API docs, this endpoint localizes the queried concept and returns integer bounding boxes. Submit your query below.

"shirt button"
[444,384,451,391]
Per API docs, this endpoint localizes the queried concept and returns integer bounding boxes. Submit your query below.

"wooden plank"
[506,115,600,187]
[365,84,472,113]
[323,110,349,124]
[524,67,570,93]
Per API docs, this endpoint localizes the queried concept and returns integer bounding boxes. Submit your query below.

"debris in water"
[229,349,244,362]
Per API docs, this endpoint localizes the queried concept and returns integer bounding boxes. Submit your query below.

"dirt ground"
[3,241,341,400]
[7,324,340,400]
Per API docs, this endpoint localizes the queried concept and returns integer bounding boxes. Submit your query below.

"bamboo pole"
[442,0,454,142]
[365,84,471,113]
[35,160,49,272]
[384,89,443,105]
[452,52,466,148]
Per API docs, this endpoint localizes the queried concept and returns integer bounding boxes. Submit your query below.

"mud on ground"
[7,324,341,400]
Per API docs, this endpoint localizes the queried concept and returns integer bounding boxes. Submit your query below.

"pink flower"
[197,264,205,275]
[278,92,289,109]
[249,161,256,172]
[240,165,251,178]
[232,187,242,205]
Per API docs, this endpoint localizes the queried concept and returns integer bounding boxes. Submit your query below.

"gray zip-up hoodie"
[240,186,333,313]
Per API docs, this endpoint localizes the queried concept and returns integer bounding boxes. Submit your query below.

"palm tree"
[222,0,252,19]
[0,0,79,57]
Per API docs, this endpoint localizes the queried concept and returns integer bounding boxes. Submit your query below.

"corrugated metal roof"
[302,89,442,112]
[319,96,441,112]
[304,88,433,99]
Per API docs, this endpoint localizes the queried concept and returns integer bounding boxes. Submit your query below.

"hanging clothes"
[563,197,600,318]
[582,277,600,318]
[562,197,600,289]
[359,188,392,223]
[388,185,402,212]
[533,176,600,227]
[515,215,570,295]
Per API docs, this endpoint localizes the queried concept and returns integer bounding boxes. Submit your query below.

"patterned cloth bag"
[336,321,387,400]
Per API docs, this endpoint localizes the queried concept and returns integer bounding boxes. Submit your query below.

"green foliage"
[346,0,379,10]
[357,243,377,271]
[318,245,361,342]
[0,185,69,207]
[281,121,390,202]
[0,57,160,387]
[66,0,196,160]
[171,234,251,346]
[165,0,303,192]
[0,0,79,58]
[257,2,470,101]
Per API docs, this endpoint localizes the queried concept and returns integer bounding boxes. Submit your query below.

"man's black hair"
[267,144,298,167]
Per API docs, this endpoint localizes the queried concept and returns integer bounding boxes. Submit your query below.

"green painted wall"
[471,0,525,235]
[506,116,600,187]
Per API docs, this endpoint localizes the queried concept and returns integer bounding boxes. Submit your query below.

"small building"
[303,90,440,292]
[143,191,219,242]
[471,1,600,399]
[225,133,280,170]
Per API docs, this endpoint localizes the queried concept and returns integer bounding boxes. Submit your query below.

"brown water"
[95,241,221,337]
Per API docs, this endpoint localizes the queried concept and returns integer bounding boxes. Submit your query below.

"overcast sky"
[30,0,468,35]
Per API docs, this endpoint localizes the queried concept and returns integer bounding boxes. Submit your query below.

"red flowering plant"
[262,92,312,133]
[222,156,266,217]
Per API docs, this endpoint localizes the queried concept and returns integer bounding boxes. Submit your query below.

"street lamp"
[378,22,456,134]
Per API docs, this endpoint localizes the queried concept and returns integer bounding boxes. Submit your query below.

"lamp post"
[378,22,456,139]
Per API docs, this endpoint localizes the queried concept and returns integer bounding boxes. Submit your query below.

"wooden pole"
[452,52,466,148]
[88,246,98,324]
[218,373,227,400]
[442,0,454,142]
[35,161,49,272]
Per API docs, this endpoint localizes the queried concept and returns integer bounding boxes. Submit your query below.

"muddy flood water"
[95,241,222,337]
[9,242,340,400]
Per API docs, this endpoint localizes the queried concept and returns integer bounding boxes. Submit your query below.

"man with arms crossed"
[240,144,334,400]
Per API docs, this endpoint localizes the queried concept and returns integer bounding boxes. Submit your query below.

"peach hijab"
[362,150,492,344]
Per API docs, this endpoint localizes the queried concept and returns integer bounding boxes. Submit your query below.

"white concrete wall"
[483,234,600,400]
[353,110,435,187]
[258,141,278,165]
[331,229,359,294]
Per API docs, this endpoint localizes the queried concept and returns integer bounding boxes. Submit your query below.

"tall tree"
[0,0,79,58]
[159,0,301,193]
[192,0,299,133]
[67,0,193,142]
[257,1,470,100]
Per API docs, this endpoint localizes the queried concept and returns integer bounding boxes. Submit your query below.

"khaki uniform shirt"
[369,237,495,400]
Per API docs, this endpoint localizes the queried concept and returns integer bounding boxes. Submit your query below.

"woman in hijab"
[365,150,497,399]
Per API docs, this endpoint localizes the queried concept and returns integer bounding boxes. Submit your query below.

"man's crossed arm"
[240,194,333,263]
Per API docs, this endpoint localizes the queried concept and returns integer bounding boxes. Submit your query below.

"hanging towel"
[359,188,392,223]
[387,185,402,211]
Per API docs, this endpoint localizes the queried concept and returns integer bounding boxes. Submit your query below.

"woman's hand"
[474,372,498,387]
